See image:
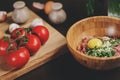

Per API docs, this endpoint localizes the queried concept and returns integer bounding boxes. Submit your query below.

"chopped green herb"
[86,37,119,57]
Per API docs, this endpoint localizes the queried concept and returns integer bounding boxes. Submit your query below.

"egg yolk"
[87,38,103,49]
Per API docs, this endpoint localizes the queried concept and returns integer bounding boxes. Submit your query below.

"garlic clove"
[9,23,20,33]
[0,11,7,22]
[31,18,44,27]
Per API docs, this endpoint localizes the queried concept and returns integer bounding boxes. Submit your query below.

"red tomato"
[6,47,30,69]
[11,28,26,39]
[0,38,17,56]
[8,39,17,50]
[32,26,49,45]
[21,34,41,56]
[0,39,9,56]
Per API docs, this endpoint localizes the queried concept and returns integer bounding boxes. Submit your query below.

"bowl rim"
[66,16,120,60]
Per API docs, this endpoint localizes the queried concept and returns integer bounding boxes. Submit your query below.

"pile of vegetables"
[0,24,49,69]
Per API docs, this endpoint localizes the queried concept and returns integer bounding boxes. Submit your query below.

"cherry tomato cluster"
[0,25,49,69]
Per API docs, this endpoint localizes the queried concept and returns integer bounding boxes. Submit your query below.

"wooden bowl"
[66,16,120,70]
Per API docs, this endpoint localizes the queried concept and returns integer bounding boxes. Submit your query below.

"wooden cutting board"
[0,8,67,80]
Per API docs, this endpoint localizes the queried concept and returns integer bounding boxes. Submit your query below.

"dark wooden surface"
[1,0,120,80]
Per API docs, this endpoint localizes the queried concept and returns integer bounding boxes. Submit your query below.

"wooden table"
[0,0,120,80]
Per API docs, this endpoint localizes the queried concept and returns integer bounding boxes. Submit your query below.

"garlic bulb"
[48,2,67,24]
[12,1,30,23]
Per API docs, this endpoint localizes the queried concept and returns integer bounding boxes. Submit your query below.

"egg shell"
[44,1,54,14]
[0,11,7,22]
[32,2,44,10]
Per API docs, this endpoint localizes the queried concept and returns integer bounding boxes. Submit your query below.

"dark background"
[1,0,120,80]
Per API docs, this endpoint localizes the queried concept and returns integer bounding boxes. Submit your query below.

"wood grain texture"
[0,8,66,80]
[66,16,120,70]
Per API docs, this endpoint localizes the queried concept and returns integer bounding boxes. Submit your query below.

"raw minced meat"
[77,36,120,57]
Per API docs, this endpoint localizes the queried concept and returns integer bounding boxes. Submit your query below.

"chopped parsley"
[86,37,120,57]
